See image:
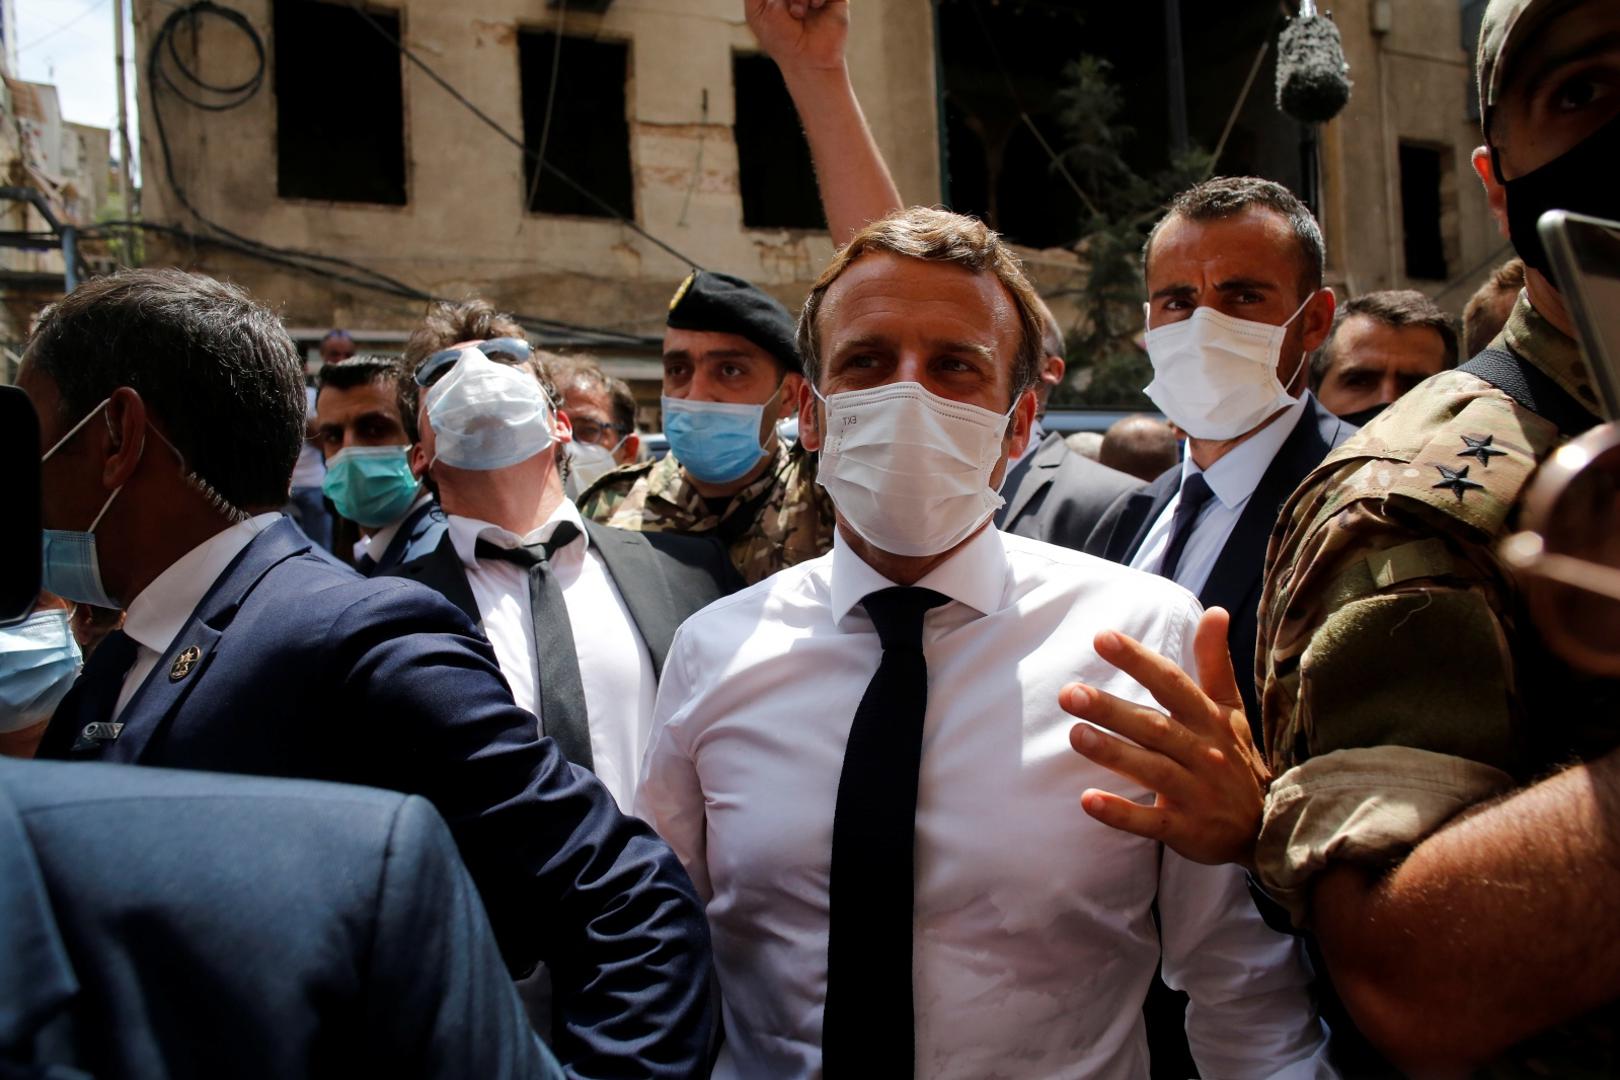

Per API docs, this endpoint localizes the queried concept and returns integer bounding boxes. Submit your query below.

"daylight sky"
[15,0,139,172]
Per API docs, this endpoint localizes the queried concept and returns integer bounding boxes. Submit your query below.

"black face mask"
[1500,108,1620,280]
[1336,402,1389,428]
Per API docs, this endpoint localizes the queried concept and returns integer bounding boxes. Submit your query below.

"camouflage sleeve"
[1253,393,1552,921]
[576,464,649,524]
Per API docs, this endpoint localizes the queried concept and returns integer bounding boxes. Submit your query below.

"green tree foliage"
[1048,56,1209,409]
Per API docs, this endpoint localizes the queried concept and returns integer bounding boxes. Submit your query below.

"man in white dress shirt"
[386,321,738,810]
[636,206,1330,1079]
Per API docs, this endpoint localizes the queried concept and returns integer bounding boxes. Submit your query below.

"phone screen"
[1542,211,1620,419]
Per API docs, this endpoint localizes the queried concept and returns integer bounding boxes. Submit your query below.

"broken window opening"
[274,0,407,206]
[519,30,634,220]
[1399,142,1449,281]
[733,52,823,231]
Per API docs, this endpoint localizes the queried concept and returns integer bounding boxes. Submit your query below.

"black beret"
[666,269,802,373]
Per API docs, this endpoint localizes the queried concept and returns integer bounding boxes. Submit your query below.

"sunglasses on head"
[414,337,534,388]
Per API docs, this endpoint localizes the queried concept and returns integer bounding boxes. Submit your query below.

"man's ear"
[102,387,149,490]
[778,372,806,421]
[409,441,430,480]
[617,433,641,465]
[797,378,823,452]
[1041,353,1066,390]
[1299,287,1337,354]
[1007,387,1037,458]
[1474,145,1510,239]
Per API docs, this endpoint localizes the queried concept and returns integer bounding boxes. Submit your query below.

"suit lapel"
[1198,399,1338,614]
[107,519,311,764]
[585,521,679,677]
[999,432,1065,528]
[1119,469,1179,564]
[395,532,481,627]
[378,500,433,570]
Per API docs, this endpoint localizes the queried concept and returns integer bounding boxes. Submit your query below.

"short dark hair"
[1463,257,1525,356]
[546,353,637,433]
[1144,176,1326,298]
[26,268,303,510]
[798,206,1044,402]
[608,377,638,435]
[316,354,420,442]
[1310,289,1460,388]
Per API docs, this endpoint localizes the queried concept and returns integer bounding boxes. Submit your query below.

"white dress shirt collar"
[122,513,280,656]
[1182,391,1311,510]
[828,524,1008,626]
[447,499,590,569]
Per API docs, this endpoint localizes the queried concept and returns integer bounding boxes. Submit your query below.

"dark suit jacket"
[996,430,1143,550]
[359,497,449,577]
[1085,397,1357,729]
[0,758,562,1080]
[37,517,713,1080]
[387,520,742,679]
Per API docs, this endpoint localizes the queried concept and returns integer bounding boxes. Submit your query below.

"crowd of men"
[3,0,1617,1076]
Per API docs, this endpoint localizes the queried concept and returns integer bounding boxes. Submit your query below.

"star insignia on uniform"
[1457,434,1507,467]
[1432,464,1485,501]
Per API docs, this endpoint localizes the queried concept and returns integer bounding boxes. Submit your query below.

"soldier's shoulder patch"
[1383,391,1560,537]
[1320,370,1506,469]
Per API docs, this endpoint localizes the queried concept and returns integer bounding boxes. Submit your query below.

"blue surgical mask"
[39,399,132,609]
[322,445,420,528]
[661,383,781,485]
[0,608,83,733]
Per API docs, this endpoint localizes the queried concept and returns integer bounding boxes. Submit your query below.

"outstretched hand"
[1061,607,1270,869]
[744,0,850,74]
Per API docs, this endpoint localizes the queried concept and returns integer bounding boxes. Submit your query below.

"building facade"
[133,0,938,393]
[130,0,1504,401]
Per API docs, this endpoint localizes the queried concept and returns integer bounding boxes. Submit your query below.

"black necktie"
[823,585,950,1078]
[38,628,140,759]
[1156,472,1216,582]
[475,522,593,773]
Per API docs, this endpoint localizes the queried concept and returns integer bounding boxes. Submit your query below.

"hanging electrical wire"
[339,0,702,269]
[137,0,681,346]
[81,218,661,347]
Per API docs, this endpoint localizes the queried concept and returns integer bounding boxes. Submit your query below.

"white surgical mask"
[564,439,619,498]
[425,348,555,470]
[814,381,1015,558]
[1141,296,1313,440]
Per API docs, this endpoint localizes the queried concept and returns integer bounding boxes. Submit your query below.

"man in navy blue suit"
[313,354,448,575]
[1082,178,1358,731]
[0,757,564,1080]
[24,268,713,1080]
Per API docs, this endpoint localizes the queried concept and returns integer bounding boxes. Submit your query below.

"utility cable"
[18,0,110,53]
[523,0,567,214]
[137,2,660,347]
[341,0,701,269]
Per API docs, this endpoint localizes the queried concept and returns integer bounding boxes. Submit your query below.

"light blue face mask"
[322,445,420,528]
[39,399,131,610]
[0,608,83,733]
[661,381,782,485]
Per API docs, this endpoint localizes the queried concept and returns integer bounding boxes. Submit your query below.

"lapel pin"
[169,645,203,682]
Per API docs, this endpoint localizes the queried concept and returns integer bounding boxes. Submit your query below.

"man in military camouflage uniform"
[579,270,834,585]
[1060,0,1620,1073]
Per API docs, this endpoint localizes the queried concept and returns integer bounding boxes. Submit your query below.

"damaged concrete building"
[133,0,939,398]
[131,0,1504,406]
